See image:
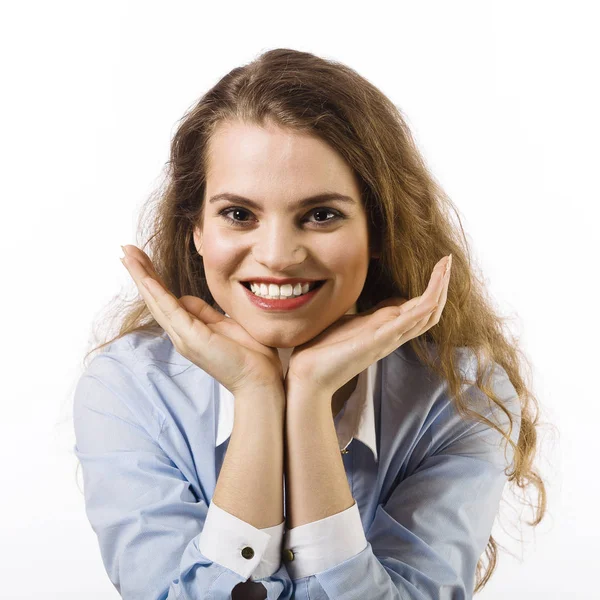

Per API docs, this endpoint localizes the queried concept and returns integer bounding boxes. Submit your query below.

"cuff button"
[241,546,255,560]
[282,548,295,561]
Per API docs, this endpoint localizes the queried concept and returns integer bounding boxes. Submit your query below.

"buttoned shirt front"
[73,327,521,599]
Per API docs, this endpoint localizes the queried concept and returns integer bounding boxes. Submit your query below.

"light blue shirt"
[73,328,520,599]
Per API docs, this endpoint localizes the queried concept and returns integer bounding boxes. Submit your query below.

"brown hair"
[83,48,549,593]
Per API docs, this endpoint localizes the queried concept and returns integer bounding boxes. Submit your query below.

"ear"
[193,226,203,257]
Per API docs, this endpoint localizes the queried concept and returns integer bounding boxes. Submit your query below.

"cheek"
[200,231,240,270]
[327,243,370,278]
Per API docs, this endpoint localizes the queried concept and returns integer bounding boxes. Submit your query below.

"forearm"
[212,385,286,529]
[284,389,354,529]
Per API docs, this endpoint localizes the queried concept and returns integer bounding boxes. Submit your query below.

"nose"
[251,225,307,271]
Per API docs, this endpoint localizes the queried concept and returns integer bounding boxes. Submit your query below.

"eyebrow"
[208,192,356,210]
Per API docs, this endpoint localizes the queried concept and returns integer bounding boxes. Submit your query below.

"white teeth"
[248,281,315,299]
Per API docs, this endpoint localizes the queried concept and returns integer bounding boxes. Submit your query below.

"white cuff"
[198,501,284,581]
[282,501,367,580]
[251,520,285,581]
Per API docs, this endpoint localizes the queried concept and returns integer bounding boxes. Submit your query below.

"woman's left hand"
[285,255,452,398]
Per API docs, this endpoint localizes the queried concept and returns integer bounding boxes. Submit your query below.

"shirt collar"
[215,346,378,462]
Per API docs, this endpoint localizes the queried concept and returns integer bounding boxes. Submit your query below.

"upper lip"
[241,277,325,285]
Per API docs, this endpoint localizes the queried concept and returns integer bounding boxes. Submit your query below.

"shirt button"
[282,548,295,561]
[241,546,255,560]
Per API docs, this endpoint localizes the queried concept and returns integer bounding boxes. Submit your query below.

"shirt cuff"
[198,500,284,581]
[282,500,368,580]
[252,520,285,581]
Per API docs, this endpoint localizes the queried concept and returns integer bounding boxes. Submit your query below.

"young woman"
[73,48,546,600]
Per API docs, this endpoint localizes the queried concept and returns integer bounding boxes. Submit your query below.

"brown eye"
[218,207,254,226]
[307,208,342,225]
[218,206,345,228]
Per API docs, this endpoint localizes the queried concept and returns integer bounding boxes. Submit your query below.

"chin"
[255,331,313,349]
[221,308,319,344]
[247,323,322,349]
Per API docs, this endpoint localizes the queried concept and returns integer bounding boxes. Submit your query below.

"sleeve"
[200,501,285,581]
[282,501,367,580]
[296,371,522,600]
[73,355,294,600]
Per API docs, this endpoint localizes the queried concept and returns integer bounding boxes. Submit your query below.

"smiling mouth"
[241,280,326,291]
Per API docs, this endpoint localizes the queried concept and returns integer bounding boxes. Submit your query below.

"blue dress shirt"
[73,327,521,599]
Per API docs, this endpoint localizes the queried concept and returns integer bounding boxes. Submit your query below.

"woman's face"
[193,119,375,348]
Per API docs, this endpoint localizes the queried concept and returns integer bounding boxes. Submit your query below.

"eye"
[217,207,345,228]
[218,207,253,227]
[307,209,343,226]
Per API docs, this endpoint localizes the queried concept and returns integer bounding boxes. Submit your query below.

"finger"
[122,245,169,290]
[179,296,225,326]
[406,256,449,321]
[399,256,451,336]
[121,254,202,351]
[373,256,449,348]
[123,245,224,325]
[359,297,408,318]
[364,256,450,320]
[121,254,177,334]
[424,257,451,330]
[410,255,451,332]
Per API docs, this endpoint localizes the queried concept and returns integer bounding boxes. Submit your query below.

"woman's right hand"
[120,245,284,397]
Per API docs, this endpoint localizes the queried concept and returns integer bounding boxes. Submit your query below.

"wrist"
[285,383,332,414]
[235,376,285,397]
[234,383,286,417]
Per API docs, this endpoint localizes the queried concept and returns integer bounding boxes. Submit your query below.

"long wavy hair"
[82,48,549,593]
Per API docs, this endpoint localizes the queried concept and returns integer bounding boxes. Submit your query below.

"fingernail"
[121,245,128,257]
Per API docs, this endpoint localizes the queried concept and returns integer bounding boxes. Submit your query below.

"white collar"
[216,347,378,462]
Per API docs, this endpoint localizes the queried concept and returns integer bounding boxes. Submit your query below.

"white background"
[1,1,597,598]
